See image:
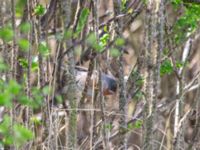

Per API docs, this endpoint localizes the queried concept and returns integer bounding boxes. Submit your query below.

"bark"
[11,0,17,79]
[113,0,127,149]
[173,38,192,150]
[143,0,163,149]
[61,0,78,149]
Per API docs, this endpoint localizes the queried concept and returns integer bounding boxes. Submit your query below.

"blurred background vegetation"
[0,0,200,149]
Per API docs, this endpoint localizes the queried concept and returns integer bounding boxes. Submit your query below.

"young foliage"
[115,38,125,47]
[74,8,90,37]
[0,26,14,42]
[18,39,30,51]
[0,115,34,148]
[110,48,121,57]
[172,1,200,43]
[63,29,73,40]
[0,58,8,71]
[38,41,50,57]
[19,56,38,71]
[99,33,110,47]
[16,0,27,17]
[34,4,45,16]
[121,0,128,11]
[0,115,13,145]
[0,80,21,107]
[127,120,143,131]
[160,59,173,76]
[13,124,34,147]
[86,32,103,52]
[19,22,31,33]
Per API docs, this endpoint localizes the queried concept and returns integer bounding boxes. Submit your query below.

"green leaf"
[133,120,143,129]
[30,116,42,125]
[0,91,12,107]
[127,120,142,130]
[163,48,169,56]
[104,123,113,130]
[14,124,34,147]
[18,39,30,51]
[0,115,34,147]
[31,87,44,109]
[0,115,11,135]
[103,26,108,32]
[176,61,184,69]
[121,0,127,11]
[172,3,200,44]
[34,4,45,16]
[8,80,21,95]
[16,0,27,17]
[171,0,182,5]
[19,57,38,71]
[99,33,109,47]
[0,58,8,71]
[0,27,14,42]
[86,33,96,45]
[38,41,49,56]
[0,80,21,107]
[31,57,39,71]
[63,29,73,40]
[17,96,31,106]
[19,22,31,33]
[55,95,63,104]
[114,38,125,47]
[19,58,28,68]
[0,115,14,145]
[134,91,144,100]
[3,136,14,146]
[160,59,173,76]
[135,78,144,86]
[110,48,121,57]
[42,86,50,96]
[128,8,133,14]
[75,8,90,37]
[86,33,103,52]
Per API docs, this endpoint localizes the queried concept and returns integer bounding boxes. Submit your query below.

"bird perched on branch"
[75,66,117,97]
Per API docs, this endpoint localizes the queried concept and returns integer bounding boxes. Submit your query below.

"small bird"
[75,66,117,97]
[101,74,117,95]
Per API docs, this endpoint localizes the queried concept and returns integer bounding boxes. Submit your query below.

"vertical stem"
[153,0,165,149]
[61,0,77,149]
[11,1,17,149]
[90,71,96,150]
[11,0,17,79]
[99,71,109,150]
[143,0,161,149]
[173,38,191,149]
[90,1,99,149]
[113,0,127,149]
[27,0,32,99]
[25,3,33,149]
[96,1,109,146]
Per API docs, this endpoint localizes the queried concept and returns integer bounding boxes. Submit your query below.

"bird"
[75,66,117,97]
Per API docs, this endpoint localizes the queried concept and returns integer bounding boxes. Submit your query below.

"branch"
[40,0,58,29]
[94,101,145,149]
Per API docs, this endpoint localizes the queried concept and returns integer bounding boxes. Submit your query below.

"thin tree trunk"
[143,0,162,149]
[173,38,192,150]
[61,0,78,149]
[11,0,17,79]
[113,0,128,149]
